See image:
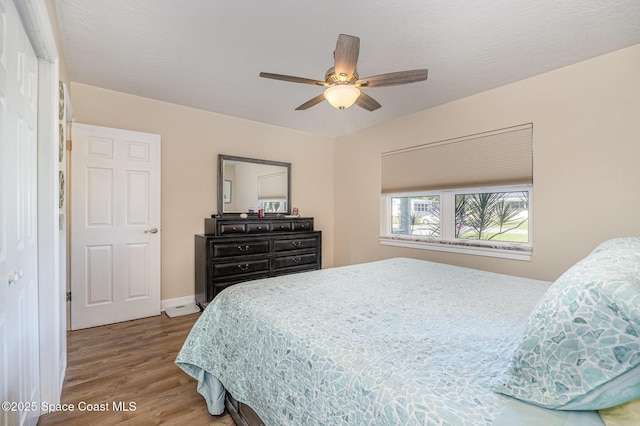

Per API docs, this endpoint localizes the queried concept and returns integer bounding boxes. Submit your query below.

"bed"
[176,237,640,425]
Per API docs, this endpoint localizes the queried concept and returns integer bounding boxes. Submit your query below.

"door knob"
[8,270,23,285]
[145,227,159,234]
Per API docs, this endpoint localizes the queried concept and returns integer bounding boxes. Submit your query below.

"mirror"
[218,154,291,215]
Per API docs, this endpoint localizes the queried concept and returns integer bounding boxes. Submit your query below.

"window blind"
[381,124,532,194]
[258,172,287,199]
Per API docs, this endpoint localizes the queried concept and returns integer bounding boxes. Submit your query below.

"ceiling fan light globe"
[324,85,361,110]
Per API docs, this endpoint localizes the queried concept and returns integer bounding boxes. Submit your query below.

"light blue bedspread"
[176,257,551,425]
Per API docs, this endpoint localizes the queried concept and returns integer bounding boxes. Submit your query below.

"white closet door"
[0,0,41,424]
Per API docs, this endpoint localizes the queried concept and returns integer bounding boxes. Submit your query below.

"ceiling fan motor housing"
[325,67,359,84]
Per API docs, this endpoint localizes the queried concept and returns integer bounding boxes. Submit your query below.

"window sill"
[378,236,532,261]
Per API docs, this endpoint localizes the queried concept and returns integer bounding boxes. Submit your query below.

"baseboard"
[161,295,195,312]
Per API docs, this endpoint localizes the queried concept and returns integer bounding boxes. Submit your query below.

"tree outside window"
[455,191,528,243]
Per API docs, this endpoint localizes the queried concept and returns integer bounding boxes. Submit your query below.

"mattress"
[176,257,552,425]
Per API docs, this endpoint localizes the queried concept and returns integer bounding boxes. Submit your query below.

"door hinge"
[66,291,72,302]
[66,140,72,151]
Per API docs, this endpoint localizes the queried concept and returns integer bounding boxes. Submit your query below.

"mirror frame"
[217,154,292,215]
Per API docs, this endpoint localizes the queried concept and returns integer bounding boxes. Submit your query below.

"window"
[380,124,533,260]
[382,186,532,260]
[259,199,288,213]
[455,190,529,243]
[391,195,440,237]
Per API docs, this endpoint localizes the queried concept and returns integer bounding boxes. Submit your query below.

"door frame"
[15,0,66,408]
[70,123,161,330]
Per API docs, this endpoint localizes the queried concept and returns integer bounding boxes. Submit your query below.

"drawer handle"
[291,241,302,247]
[237,245,250,252]
[292,257,302,264]
[299,224,306,229]
[237,264,250,271]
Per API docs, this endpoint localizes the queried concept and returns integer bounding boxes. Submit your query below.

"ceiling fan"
[259,34,428,111]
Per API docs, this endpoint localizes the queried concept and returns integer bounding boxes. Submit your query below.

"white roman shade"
[381,124,533,193]
[258,172,287,199]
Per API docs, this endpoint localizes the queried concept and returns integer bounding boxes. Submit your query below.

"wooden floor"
[38,312,235,426]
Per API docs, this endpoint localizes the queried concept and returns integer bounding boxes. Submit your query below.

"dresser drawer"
[213,258,270,277]
[273,237,318,253]
[273,253,318,270]
[246,222,271,233]
[214,273,270,294]
[272,222,293,232]
[219,223,247,234]
[210,240,270,258]
[292,220,313,231]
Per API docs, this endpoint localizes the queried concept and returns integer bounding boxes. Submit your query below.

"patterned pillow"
[494,237,640,410]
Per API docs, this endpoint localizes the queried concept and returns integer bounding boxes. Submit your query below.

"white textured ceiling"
[54,0,640,138]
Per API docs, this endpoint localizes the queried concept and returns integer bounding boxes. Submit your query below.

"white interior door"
[71,123,161,330]
[0,0,41,424]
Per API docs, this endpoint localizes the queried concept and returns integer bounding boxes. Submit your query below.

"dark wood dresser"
[195,216,321,308]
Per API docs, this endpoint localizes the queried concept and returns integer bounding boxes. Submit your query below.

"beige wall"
[69,83,334,300]
[333,44,640,282]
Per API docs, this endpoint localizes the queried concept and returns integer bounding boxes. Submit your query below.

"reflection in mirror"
[218,155,291,215]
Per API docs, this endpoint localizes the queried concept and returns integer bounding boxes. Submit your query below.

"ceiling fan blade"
[334,34,360,79]
[356,69,428,88]
[295,93,326,110]
[355,92,381,111]
[259,72,327,86]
